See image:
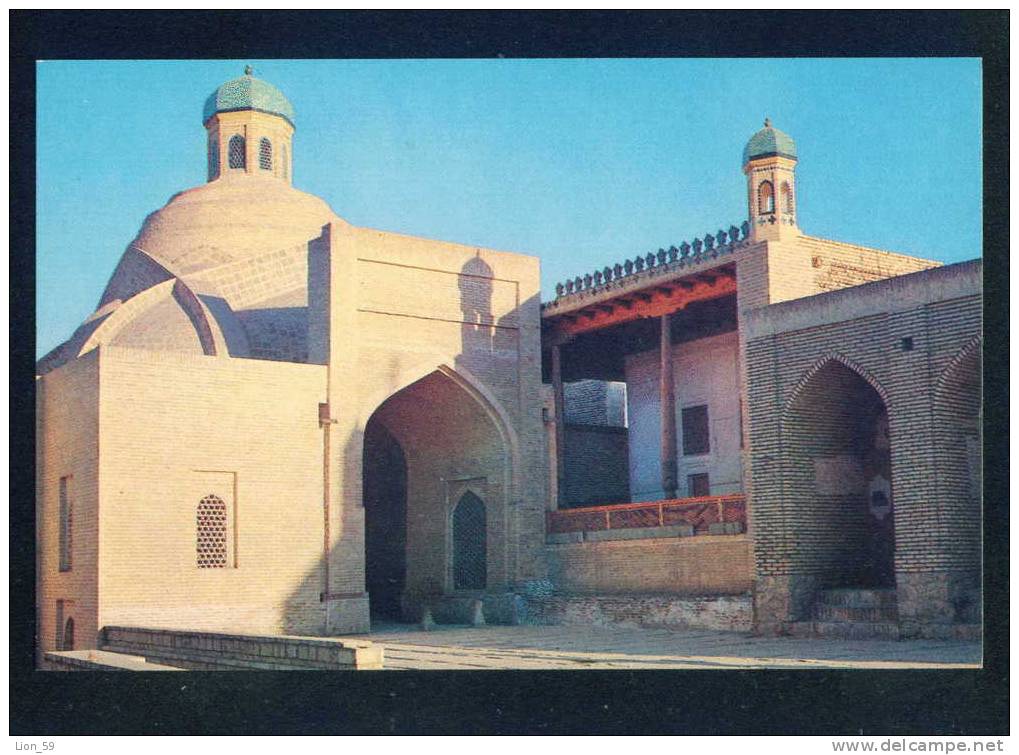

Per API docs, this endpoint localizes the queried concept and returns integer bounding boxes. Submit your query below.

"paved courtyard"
[363,623,982,670]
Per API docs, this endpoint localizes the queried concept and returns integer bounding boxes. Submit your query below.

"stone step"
[816,588,897,609]
[100,626,383,670]
[813,604,898,623]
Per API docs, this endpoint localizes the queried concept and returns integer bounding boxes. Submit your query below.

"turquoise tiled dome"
[742,119,796,164]
[203,69,295,127]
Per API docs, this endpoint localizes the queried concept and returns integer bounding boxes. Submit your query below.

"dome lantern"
[203,68,295,185]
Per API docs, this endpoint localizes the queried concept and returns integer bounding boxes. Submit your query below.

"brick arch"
[929,334,982,575]
[778,350,895,591]
[934,335,982,398]
[784,352,891,415]
[359,358,521,491]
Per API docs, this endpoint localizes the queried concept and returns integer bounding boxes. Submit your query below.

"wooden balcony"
[547,494,746,536]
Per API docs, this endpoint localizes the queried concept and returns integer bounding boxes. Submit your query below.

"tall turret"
[742,118,798,242]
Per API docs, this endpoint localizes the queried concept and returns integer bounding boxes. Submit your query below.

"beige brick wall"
[36,349,101,653]
[97,347,329,636]
[797,235,941,296]
[547,535,753,595]
[310,222,549,627]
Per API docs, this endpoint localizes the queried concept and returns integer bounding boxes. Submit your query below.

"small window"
[228,135,246,170]
[281,144,288,180]
[197,494,228,568]
[208,136,219,180]
[63,617,75,651]
[780,181,794,213]
[682,404,710,456]
[758,180,775,214]
[259,138,273,171]
[687,473,710,498]
[59,476,72,572]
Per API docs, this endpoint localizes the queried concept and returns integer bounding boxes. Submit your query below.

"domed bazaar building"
[37,70,982,665]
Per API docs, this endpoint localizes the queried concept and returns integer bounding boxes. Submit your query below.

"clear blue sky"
[36,58,982,358]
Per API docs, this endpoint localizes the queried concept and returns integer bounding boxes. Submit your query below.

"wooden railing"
[547,494,746,536]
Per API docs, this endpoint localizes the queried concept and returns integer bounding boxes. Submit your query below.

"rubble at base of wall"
[520,593,752,633]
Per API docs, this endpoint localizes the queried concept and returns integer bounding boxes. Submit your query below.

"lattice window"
[758,180,775,214]
[59,476,72,572]
[259,137,273,171]
[452,492,486,590]
[197,494,228,568]
[228,135,246,169]
[208,136,220,180]
[63,617,75,651]
[281,144,288,180]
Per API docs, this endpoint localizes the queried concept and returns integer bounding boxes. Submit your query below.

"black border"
[10,10,1009,736]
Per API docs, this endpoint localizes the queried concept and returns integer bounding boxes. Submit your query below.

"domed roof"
[742,119,797,164]
[203,68,295,127]
[99,174,345,308]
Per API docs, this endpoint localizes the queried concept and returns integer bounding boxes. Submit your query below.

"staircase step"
[813,604,898,623]
[817,589,897,609]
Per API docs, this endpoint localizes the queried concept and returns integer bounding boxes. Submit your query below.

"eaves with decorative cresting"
[541,221,750,317]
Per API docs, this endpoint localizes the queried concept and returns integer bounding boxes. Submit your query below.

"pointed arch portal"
[784,358,895,588]
[362,366,510,622]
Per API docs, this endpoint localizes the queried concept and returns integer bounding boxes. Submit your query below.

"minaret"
[742,118,799,242]
[202,66,295,184]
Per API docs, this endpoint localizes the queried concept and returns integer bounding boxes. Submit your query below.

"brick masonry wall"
[797,235,941,294]
[562,425,629,507]
[97,348,329,636]
[547,535,753,595]
[314,222,549,628]
[743,261,982,625]
[36,350,102,654]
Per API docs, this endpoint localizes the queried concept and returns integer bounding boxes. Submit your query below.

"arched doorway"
[362,420,407,620]
[361,366,511,622]
[932,340,982,578]
[785,358,895,588]
[452,492,487,590]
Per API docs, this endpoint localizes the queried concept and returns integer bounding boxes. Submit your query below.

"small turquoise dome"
[742,119,796,165]
[203,68,295,127]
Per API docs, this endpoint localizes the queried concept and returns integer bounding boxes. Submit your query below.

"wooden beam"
[551,274,737,337]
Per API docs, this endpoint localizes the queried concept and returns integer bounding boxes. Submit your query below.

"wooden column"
[660,313,678,499]
[551,342,567,508]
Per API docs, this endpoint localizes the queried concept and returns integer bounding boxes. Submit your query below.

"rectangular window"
[682,405,710,456]
[59,476,72,572]
[687,473,710,498]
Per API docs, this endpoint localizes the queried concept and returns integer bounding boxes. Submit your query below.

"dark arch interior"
[363,420,408,620]
[787,361,895,588]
